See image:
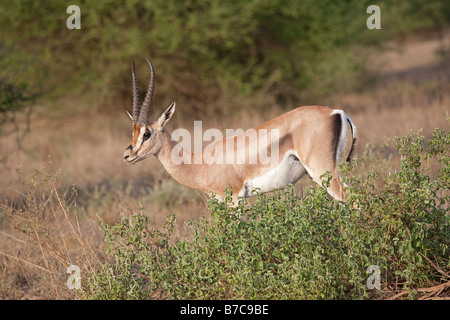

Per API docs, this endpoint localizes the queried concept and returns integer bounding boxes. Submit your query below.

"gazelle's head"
[123,58,176,164]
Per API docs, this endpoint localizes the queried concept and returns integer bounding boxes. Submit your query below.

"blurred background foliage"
[0,0,449,117]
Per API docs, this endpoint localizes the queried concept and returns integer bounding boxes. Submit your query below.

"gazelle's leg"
[305,164,346,202]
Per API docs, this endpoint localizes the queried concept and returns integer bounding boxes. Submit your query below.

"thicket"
[1,0,449,114]
[0,42,43,132]
[84,124,449,300]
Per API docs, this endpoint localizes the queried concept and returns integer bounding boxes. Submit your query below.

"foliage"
[84,125,449,299]
[0,41,43,130]
[1,0,449,112]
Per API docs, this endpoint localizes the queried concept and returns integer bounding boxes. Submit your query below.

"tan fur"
[124,105,357,204]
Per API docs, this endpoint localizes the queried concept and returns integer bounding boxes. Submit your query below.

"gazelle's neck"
[156,128,205,190]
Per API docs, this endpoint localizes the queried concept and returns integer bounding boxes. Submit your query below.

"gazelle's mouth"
[123,155,139,164]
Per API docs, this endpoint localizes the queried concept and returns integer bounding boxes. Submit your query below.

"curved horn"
[131,60,140,124]
[138,57,155,124]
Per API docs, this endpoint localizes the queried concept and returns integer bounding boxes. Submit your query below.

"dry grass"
[0,164,103,299]
[0,33,449,299]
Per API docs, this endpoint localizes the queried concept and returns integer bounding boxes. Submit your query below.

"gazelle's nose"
[124,145,132,157]
[123,145,136,163]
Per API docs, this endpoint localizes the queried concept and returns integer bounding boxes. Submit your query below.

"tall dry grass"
[0,162,103,299]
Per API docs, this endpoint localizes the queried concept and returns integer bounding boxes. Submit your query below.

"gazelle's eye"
[143,130,151,141]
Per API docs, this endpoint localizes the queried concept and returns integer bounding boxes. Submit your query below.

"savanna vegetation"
[0,0,449,300]
[85,126,450,299]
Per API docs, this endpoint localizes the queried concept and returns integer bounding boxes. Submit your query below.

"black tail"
[346,118,357,163]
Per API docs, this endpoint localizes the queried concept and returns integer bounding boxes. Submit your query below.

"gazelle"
[123,58,357,204]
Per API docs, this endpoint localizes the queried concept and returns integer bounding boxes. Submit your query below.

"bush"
[2,0,449,110]
[0,41,43,132]
[84,125,449,299]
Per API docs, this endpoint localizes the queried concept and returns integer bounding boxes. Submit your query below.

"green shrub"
[2,0,449,109]
[0,41,43,131]
[84,125,449,299]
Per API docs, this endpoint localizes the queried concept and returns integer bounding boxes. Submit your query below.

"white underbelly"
[239,150,307,197]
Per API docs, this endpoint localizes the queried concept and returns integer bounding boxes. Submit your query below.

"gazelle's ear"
[157,102,176,129]
[126,110,133,120]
